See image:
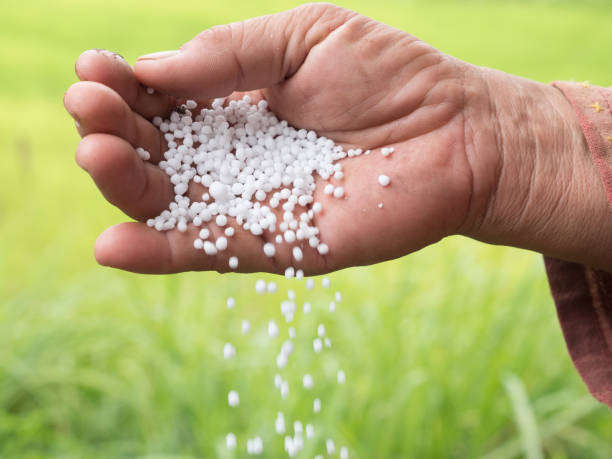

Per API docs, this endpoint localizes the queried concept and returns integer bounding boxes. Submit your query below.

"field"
[1,0,611,457]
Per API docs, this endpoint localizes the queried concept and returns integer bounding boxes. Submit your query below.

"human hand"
[64,3,612,274]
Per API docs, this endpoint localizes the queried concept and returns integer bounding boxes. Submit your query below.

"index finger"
[75,49,177,119]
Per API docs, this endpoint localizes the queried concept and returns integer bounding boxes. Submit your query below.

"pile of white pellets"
[138,95,394,457]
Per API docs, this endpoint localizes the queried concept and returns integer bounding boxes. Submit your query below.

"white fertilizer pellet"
[226,297,236,309]
[277,353,288,369]
[337,370,346,384]
[241,319,251,334]
[255,279,267,294]
[226,432,237,450]
[199,228,210,240]
[381,147,394,157]
[136,147,150,160]
[280,380,289,399]
[268,320,279,338]
[378,174,391,186]
[247,436,263,455]
[306,424,315,439]
[215,214,228,227]
[228,256,239,269]
[263,242,276,257]
[317,243,329,255]
[317,324,326,337]
[322,277,331,288]
[326,438,336,455]
[267,281,278,293]
[335,291,342,302]
[340,446,349,459]
[302,374,314,389]
[313,338,323,353]
[281,340,294,357]
[223,342,236,359]
[203,241,217,255]
[292,246,303,262]
[285,437,297,457]
[228,390,240,407]
[275,412,286,434]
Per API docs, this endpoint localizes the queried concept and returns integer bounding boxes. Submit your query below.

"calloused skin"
[63,3,612,275]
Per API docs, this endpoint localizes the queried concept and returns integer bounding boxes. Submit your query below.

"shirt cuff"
[544,81,612,409]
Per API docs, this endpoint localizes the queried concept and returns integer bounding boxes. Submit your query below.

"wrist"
[460,67,612,271]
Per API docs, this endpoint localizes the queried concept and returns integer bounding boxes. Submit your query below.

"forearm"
[461,67,612,272]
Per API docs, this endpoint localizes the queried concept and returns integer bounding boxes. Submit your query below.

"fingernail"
[137,50,180,61]
[87,48,126,62]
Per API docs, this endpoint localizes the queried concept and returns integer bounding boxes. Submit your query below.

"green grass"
[1,0,611,457]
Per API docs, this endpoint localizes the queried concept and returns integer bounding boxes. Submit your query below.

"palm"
[263,21,472,270]
[65,7,473,274]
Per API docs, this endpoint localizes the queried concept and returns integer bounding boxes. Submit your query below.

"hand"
[63,3,612,274]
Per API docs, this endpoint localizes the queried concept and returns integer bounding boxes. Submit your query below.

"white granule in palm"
[144,95,367,266]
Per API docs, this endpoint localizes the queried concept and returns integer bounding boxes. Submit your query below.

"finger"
[133,4,355,99]
[64,81,167,163]
[75,49,176,119]
[94,222,282,274]
[93,211,330,274]
[76,134,178,221]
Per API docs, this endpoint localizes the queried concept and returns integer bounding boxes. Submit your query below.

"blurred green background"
[1,0,611,457]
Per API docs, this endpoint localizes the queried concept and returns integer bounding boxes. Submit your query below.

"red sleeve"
[545,81,612,408]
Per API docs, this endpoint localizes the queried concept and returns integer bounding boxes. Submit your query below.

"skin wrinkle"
[280,11,310,79]
[512,90,539,234]
[322,92,461,148]
[313,56,463,145]
[529,107,576,241]
[135,161,153,219]
[166,229,187,273]
[479,75,508,234]
[454,62,479,237]
[303,4,356,52]
[227,23,249,93]
[338,50,444,130]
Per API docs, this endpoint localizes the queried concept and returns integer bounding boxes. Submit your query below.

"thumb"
[133,4,354,100]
